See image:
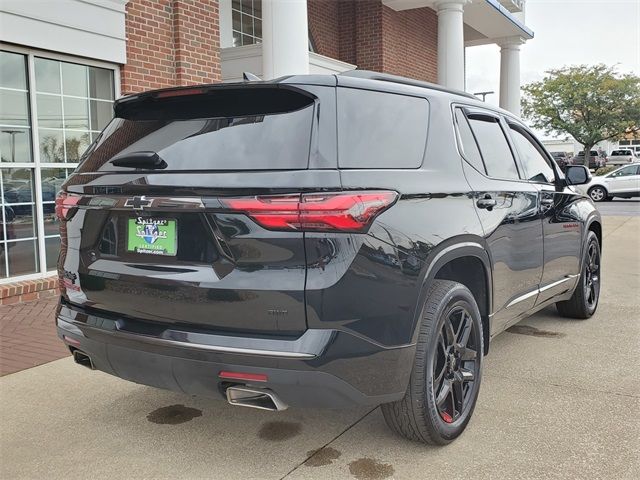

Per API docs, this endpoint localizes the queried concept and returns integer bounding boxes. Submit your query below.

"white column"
[435,0,469,91]
[499,37,525,116]
[219,0,234,48]
[262,0,309,80]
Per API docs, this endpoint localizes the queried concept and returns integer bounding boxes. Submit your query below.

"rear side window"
[508,125,555,183]
[76,88,315,172]
[454,109,485,173]
[467,115,520,180]
[337,88,428,168]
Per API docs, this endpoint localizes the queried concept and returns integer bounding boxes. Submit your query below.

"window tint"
[454,109,485,173]
[337,88,428,168]
[508,126,555,183]
[610,165,639,177]
[467,116,519,179]
[77,106,314,173]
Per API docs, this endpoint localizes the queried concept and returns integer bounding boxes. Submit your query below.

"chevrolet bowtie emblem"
[124,196,153,210]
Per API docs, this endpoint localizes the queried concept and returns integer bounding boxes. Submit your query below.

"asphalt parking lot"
[595,198,640,217]
[1,216,639,480]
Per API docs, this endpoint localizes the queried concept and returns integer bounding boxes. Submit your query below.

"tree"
[522,64,640,166]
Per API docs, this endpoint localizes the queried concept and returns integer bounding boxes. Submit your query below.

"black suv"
[56,71,602,445]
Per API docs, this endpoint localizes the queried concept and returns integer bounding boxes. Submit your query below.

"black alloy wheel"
[584,239,601,311]
[382,280,483,445]
[433,306,479,424]
[556,231,601,319]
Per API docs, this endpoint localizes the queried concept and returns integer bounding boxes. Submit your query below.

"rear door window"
[467,114,520,180]
[337,88,428,168]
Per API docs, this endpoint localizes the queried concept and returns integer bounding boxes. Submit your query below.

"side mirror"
[565,165,591,185]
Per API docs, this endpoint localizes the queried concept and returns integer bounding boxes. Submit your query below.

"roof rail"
[339,70,477,100]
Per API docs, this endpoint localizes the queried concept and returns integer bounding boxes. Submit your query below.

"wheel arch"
[413,238,493,355]
[587,219,602,249]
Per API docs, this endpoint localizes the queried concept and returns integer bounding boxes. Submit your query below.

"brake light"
[155,87,207,98]
[55,192,80,221]
[220,191,398,233]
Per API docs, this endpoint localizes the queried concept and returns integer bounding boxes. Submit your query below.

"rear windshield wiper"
[110,151,167,170]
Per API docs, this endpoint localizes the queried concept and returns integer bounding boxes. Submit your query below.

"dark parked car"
[55,71,602,445]
[571,150,605,170]
[550,151,571,171]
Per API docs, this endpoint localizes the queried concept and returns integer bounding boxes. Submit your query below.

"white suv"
[577,163,640,201]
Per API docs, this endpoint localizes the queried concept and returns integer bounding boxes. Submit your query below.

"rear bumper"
[56,302,414,408]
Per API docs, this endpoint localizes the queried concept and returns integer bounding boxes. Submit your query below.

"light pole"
[473,91,495,102]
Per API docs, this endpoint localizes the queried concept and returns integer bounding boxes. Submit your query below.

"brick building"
[0,0,532,293]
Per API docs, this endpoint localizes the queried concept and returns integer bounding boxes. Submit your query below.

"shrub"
[595,166,617,176]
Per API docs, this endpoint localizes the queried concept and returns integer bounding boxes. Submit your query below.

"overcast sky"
[466,0,640,126]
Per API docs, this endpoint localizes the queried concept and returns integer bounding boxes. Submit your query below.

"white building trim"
[220,44,355,83]
[0,0,128,65]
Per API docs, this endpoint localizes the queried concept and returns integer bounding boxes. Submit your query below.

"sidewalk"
[0,297,68,376]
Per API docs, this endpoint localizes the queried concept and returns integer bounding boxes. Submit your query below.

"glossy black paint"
[56,73,600,408]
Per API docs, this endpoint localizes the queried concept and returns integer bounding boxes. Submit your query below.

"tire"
[556,231,601,319]
[381,280,483,445]
[588,186,607,202]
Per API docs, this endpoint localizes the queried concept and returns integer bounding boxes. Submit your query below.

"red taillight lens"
[55,192,80,221]
[219,371,268,382]
[220,191,398,233]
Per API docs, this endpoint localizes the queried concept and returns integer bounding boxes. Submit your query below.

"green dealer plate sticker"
[127,217,177,256]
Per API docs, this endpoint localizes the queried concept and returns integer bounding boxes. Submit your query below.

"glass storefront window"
[1,49,115,280]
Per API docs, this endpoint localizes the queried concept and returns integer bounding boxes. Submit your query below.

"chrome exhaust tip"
[226,386,288,411]
[72,350,94,370]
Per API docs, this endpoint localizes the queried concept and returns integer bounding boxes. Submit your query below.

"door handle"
[541,197,555,207]
[476,195,496,210]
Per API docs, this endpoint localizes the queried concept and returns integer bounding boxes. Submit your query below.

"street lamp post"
[473,91,495,102]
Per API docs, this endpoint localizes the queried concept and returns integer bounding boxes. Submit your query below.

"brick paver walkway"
[0,297,69,376]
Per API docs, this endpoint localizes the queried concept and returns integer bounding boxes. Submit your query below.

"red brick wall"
[307,0,340,59]
[173,0,221,86]
[381,6,438,83]
[338,0,357,65]
[307,0,437,83]
[121,0,221,95]
[354,0,384,72]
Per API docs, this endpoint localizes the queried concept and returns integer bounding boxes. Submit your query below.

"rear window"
[75,87,315,172]
[337,88,428,168]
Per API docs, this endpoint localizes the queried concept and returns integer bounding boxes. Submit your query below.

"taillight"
[220,191,398,233]
[55,192,80,221]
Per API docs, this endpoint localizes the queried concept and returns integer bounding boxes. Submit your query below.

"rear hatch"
[58,84,339,335]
